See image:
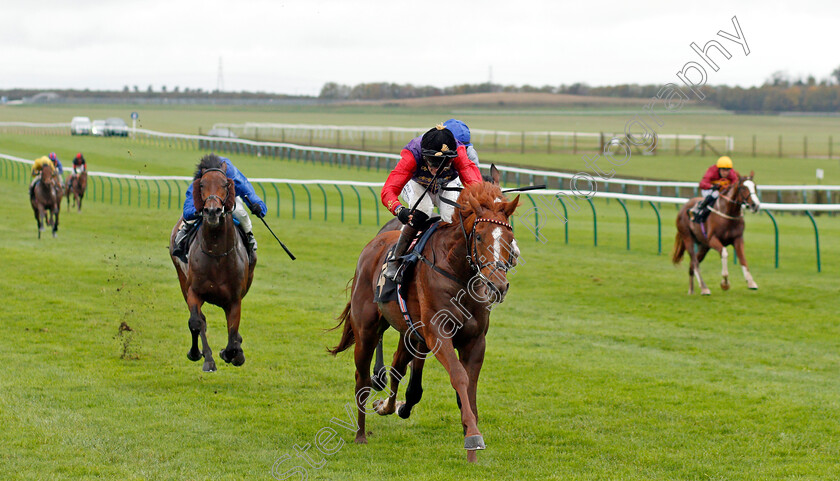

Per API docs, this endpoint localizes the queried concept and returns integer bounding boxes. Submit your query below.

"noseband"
[458,212,515,292]
[199,168,231,214]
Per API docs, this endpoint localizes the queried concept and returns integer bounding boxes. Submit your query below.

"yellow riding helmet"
[716,156,733,169]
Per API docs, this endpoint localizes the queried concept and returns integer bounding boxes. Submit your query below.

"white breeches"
[401,178,463,223]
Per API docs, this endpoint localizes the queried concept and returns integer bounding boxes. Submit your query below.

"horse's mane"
[455,181,506,221]
[193,154,224,179]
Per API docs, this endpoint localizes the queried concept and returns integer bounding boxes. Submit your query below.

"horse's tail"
[671,231,686,264]
[328,300,355,355]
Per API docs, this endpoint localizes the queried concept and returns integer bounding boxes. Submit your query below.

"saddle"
[374,218,440,303]
[175,218,249,264]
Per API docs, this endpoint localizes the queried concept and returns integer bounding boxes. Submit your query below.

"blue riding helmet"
[443,119,471,146]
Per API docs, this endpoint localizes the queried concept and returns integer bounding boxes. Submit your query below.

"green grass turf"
[1,152,839,479]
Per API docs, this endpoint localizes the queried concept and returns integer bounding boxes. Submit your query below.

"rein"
[711,182,749,220]
[457,212,515,294]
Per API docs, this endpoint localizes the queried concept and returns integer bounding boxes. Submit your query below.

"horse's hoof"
[232,353,245,366]
[219,349,231,364]
[464,434,486,451]
[720,281,730,291]
[354,435,367,444]
[701,288,711,296]
[52,232,57,238]
[202,361,217,372]
[748,283,759,290]
[187,349,202,362]
[397,402,412,419]
[373,399,394,416]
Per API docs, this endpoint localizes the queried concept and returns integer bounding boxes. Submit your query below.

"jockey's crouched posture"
[381,124,482,281]
[29,153,63,199]
[172,156,267,261]
[691,156,739,223]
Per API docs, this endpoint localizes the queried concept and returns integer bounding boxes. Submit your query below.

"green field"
[3,103,840,185]
[2,128,840,479]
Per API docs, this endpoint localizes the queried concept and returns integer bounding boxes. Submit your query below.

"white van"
[71,117,92,135]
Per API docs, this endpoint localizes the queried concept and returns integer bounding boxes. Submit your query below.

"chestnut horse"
[31,163,60,238]
[330,175,520,462]
[672,172,760,295]
[168,155,256,372]
[66,170,87,212]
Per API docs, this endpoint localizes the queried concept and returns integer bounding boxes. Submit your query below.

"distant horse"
[31,163,61,238]
[330,171,520,462]
[672,172,760,294]
[168,155,256,372]
[66,170,88,212]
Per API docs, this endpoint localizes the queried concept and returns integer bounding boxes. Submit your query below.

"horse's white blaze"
[511,239,520,259]
[721,248,729,277]
[492,227,502,262]
[743,180,761,210]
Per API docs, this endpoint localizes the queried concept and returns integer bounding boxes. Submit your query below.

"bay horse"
[66,170,87,212]
[672,172,760,295]
[168,155,256,372]
[330,173,520,462]
[31,162,60,238]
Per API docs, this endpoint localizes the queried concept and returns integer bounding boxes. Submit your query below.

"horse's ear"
[503,194,521,218]
[749,170,755,178]
[490,164,500,185]
[224,180,235,212]
[192,178,203,213]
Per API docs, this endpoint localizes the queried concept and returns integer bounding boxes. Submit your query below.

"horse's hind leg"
[220,301,245,366]
[351,304,381,444]
[373,332,411,416]
[52,210,59,238]
[459,334,487,462]
[398,352,426,420]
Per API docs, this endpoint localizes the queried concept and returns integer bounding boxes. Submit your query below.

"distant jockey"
[692,156,739,223]
[443,118,480,167]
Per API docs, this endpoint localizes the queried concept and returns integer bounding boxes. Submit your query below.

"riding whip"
[258,217,296,260]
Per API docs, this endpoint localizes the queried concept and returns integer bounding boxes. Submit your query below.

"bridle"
[199,168,231,214]
[457,210,515,293]
[711,180,758,220]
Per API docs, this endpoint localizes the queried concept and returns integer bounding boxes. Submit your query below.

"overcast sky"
[1,0,837,96]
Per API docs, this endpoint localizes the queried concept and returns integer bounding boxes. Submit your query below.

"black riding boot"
[384,224,419,282]
[692,194,716,223]
[172,221,197,262]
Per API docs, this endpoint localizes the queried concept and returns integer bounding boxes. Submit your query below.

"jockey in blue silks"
[172,156,267,260]
[443,119,480,167]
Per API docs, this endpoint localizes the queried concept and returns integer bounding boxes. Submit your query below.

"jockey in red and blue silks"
[380,125,482,281]
[443,118,480,167]
[174,156,267,258]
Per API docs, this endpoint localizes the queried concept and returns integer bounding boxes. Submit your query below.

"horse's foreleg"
[734,237,758,289]
[51,208,59,237]
[689,241,711,296]
[708,238,729,290]
[430,335,482,460]
[188,291,215,372]
[221,302,245,366]
[398,354,426,420]
[683,238,695,294]
[459,335,487,463]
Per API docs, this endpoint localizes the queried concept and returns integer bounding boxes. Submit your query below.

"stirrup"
[246,232,258,252]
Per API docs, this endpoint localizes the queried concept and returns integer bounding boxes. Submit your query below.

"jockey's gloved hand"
[249,201,264,218]
[408,210,429,228]
[396,206,411,224]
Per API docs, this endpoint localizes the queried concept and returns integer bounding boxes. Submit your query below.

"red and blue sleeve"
[381,150,417,215]
[453,146,482,185]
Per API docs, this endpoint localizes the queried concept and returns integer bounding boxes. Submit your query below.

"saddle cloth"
[373,220,440,303]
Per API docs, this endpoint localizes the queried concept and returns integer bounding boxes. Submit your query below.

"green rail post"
[175,181,182,209]
[153,179,161,209]
[144,180,151,208]
[555,194,569,244]
[804,210,821,272]
[256,183,267,206]
[126,178,132,206]
[316,183,327,221]
[107,177,114,204]
[587,197,597,246]
[648,201,662,255]
[349,185,362,224]
[164,180,171,209]
[334,185,345,222]
[90,175,96,201]
[301,184,312,220]
[285,184,296,219]
[525,194,539,241]
[617,198,630,250]
[367,186,380,225]
[270,183,280,217]
[134,179,142,207]
[762,210,779,268]
[118,178,124,205]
